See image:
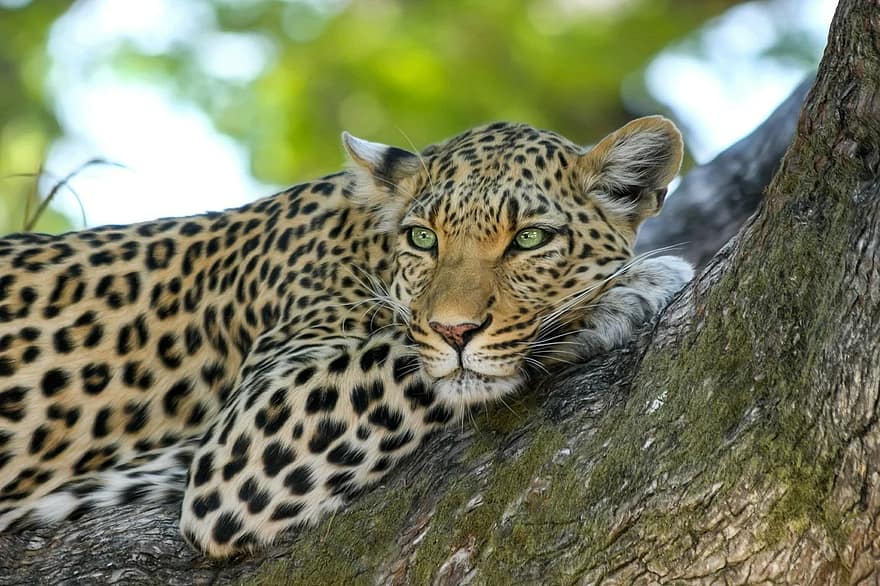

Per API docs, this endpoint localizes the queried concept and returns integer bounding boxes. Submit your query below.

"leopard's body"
[0,118,692,556]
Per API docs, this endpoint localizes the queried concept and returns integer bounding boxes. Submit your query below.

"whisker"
[395,127,438,195]
[536,245,684,336]
[344,265,411,326]
[361,171,422,204]
[528,348,582,360]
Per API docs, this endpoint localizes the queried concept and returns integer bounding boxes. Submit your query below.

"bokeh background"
[0,0,834,236]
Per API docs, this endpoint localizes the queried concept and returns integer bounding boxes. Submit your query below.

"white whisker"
[536,245,684,337]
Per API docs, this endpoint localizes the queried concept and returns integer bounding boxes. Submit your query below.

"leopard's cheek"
[392,257,433,309]
[499,262,568,319]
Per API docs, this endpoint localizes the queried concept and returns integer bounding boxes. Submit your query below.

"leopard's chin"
[433,368,524,406]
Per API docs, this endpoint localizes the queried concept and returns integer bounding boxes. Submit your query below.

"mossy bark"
[1,1,878,584]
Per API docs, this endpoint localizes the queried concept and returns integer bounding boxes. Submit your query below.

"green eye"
[514,228,549,250]
[408,226,437,250]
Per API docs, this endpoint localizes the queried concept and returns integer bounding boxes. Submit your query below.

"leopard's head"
[344,118,682,405]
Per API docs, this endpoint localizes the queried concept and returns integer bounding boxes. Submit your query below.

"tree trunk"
[2,1,878,584]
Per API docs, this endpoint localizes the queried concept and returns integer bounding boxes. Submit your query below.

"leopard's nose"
[429,315,492,351]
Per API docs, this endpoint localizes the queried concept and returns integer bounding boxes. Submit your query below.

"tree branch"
[1,2,874,583]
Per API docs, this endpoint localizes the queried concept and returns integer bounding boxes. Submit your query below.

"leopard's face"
[393,192,598,403]
[344,118,682,405]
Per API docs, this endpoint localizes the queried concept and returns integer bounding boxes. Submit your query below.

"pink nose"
[429,321,481,350]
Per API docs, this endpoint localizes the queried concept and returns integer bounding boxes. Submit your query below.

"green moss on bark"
[572,175,854,563]
[408,425,565,584]
[243,486,412,585]
[241,418,565,585]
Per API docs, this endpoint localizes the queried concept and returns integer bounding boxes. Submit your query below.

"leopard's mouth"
[432,367,524,406]
[439,368,493,383]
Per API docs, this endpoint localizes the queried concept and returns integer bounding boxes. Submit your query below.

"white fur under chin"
[434,371,525,407]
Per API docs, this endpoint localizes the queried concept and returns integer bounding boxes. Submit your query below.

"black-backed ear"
[342,132,421,186]
[342,132,423,231]
[579,116,683,226]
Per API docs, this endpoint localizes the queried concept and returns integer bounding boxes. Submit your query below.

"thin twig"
[10,158,126,231]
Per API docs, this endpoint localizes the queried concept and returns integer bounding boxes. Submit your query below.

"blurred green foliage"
[1,0,749,235]
[0,0,71,234]
[148,0,744,180]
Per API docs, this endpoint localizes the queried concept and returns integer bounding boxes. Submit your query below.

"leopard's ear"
[578,116,683,227]
[342,132,421,187]
[342,132,422,230]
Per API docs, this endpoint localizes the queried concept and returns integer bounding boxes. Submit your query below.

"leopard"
[0,116,693,558]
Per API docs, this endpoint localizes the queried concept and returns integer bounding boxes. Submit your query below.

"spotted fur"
[0,117,692,556]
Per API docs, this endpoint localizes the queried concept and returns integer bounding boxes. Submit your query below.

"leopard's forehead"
[406,122,587,238]
[422,121,582,169]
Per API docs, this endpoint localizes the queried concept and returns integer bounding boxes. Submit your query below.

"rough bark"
[1,1,878,584]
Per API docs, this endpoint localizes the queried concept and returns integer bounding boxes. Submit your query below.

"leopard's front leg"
[179,326,454,557]
[569,255,693,359]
